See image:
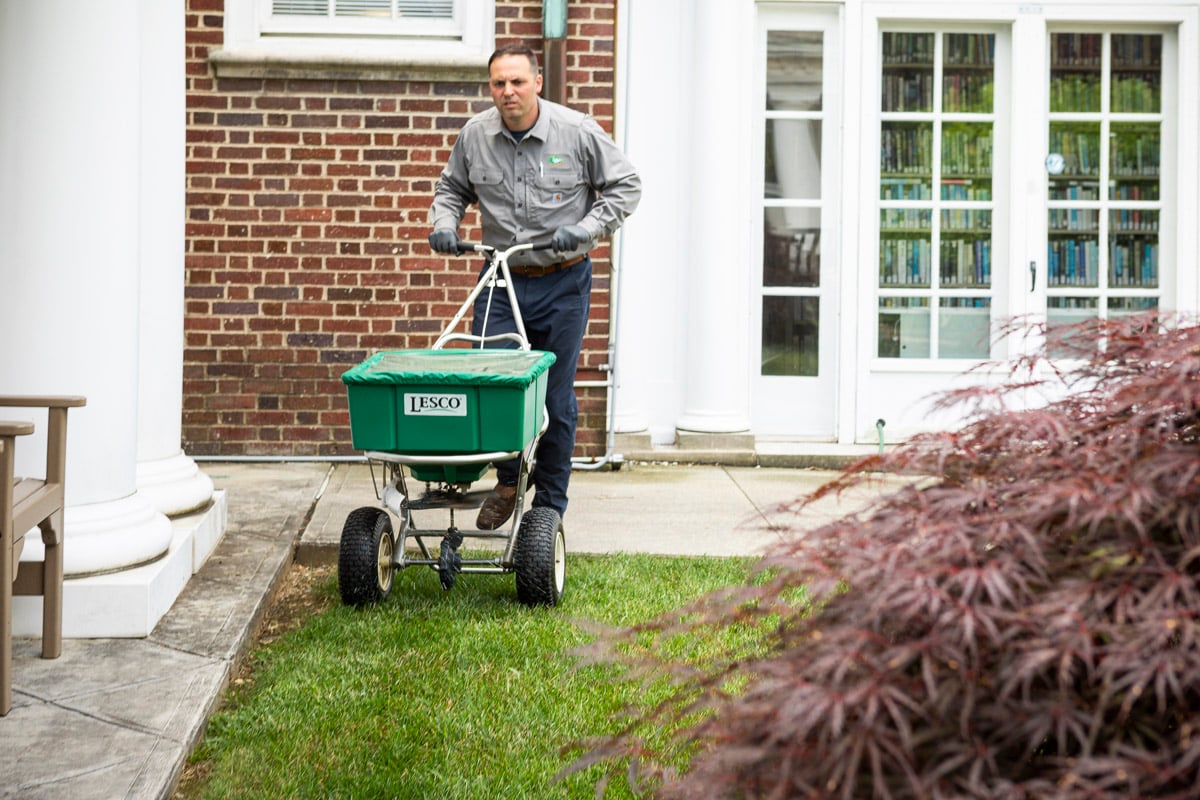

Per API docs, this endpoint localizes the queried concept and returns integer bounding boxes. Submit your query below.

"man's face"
[489,54,542,131]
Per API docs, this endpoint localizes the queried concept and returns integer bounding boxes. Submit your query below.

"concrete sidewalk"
[0,461,899,799]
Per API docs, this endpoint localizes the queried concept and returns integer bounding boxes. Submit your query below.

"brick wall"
[183,0,619,457]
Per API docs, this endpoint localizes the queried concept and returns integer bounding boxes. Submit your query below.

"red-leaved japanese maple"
[575,315,1200,799]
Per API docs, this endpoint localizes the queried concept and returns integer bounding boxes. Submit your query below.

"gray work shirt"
[429,98,641,267]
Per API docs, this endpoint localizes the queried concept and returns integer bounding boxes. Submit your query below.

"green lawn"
[183,553,755,800]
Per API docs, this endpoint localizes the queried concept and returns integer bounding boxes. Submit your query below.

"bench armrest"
[0,396,87,410]
[0,421,35,438]
[0,397,85,484]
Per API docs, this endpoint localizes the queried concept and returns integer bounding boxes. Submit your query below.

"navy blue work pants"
[471,256,591,517]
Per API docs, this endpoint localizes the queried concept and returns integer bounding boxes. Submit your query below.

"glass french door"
[753,6,840,438]
[1046,31,1168,331]
[877,29,998,361]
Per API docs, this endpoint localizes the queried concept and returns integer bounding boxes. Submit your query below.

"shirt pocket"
[469,168,505,205]
[534,169,586,210]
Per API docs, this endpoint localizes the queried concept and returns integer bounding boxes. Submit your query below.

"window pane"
[1047,297,1099,357]
[882,32,934,112]
[1109,122,1160,201]
[940,210,991,288]
[880,209,931,287]
[1047,207,1099,287]
[1050,33,1102,112]
[878,297,930,358]
[275,0,455,19]
[1111,34,1162,113]
[765,119,822,200]
[1048,122,1100,200]
[397,0,453,17]
[881,121,932,200]
[337,0,390,17]
[1109,209,1158,288]
[764,209,820,288]
[939,298,991,359]
[274,0,327,14]
[762,296,819,376]
[943,33,994,112]
[766,31,824,111]
[942,121,992,200]
[1108,297,1158,317]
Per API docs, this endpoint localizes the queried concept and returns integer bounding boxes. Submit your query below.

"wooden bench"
[1,395,85,716]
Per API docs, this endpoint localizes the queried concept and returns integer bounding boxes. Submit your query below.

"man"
[428,42,641,530]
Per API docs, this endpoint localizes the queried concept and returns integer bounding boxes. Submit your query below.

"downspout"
[542,0,567,105]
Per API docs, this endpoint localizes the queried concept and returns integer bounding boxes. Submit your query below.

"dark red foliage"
[577,315,1200,799]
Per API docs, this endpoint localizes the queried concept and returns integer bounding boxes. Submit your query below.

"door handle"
[1030,260,1037,292]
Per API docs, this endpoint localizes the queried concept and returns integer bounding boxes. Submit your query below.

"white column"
[674,0,752,434]
[134,0,214,517]
[611,0,691,443]
[0,0,172,576]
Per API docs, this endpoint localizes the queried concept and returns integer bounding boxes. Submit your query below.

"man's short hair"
[489,42,540,74]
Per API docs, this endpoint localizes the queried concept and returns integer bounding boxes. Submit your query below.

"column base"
[675,411,751,434]
[136,450,215,517]
[13,490,227,638]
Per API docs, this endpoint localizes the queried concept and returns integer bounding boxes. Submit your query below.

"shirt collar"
[484,98,549,142]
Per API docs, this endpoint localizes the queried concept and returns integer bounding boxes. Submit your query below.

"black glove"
[550,224,590,253]
[429,229,461,254]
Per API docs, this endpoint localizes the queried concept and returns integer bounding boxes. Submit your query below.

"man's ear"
[535,73,544,94]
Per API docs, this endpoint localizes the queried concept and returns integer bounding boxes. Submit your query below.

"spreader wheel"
[338,506,395,606]
[514,506,565,607]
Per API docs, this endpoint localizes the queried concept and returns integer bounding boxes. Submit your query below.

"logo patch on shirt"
[547,155,566,167]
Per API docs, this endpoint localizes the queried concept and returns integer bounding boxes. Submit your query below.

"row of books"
[1049,75,1100,112]
[881,33,995,67]
[942,179,993,201]
[880,128,995,176]
[1046,239,1156,286]
[1050,34,1101,68]
[881,126,932,173]
[942,209,992,230]
[1048,209,1097,231]
[943,129,993,175]
[1111,210,1159,232]
[881,32,934,65]
[1110,241,1159,286]
[1048,130,1100,175]
[1049,180,1100,201]
[942,73,994,113]
[880,178,933,201]
[1110,183,1160,201]
[944,34,995,66]
[879,239,931,285]
[881,73,933,112]
[939,240,992,286]
[1112,133,1161,174]
[1047,240,1100,286]
[1044,210,1162,233]
[1111,34,1163,69]
[1111,76,1162,113]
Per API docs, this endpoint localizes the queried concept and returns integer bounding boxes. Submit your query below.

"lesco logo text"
[403,393,468,417]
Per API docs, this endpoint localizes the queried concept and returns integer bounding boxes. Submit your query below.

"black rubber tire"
[338,506,394,606]
[514,506,565,607]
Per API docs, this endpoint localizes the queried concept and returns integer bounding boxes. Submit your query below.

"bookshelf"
[879,30,994,360]
[1046,31,1162,327]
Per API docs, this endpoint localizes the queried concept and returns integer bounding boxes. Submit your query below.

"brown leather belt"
[509,254,587,277]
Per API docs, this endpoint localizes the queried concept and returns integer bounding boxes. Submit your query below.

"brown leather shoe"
[476,483,518,530]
